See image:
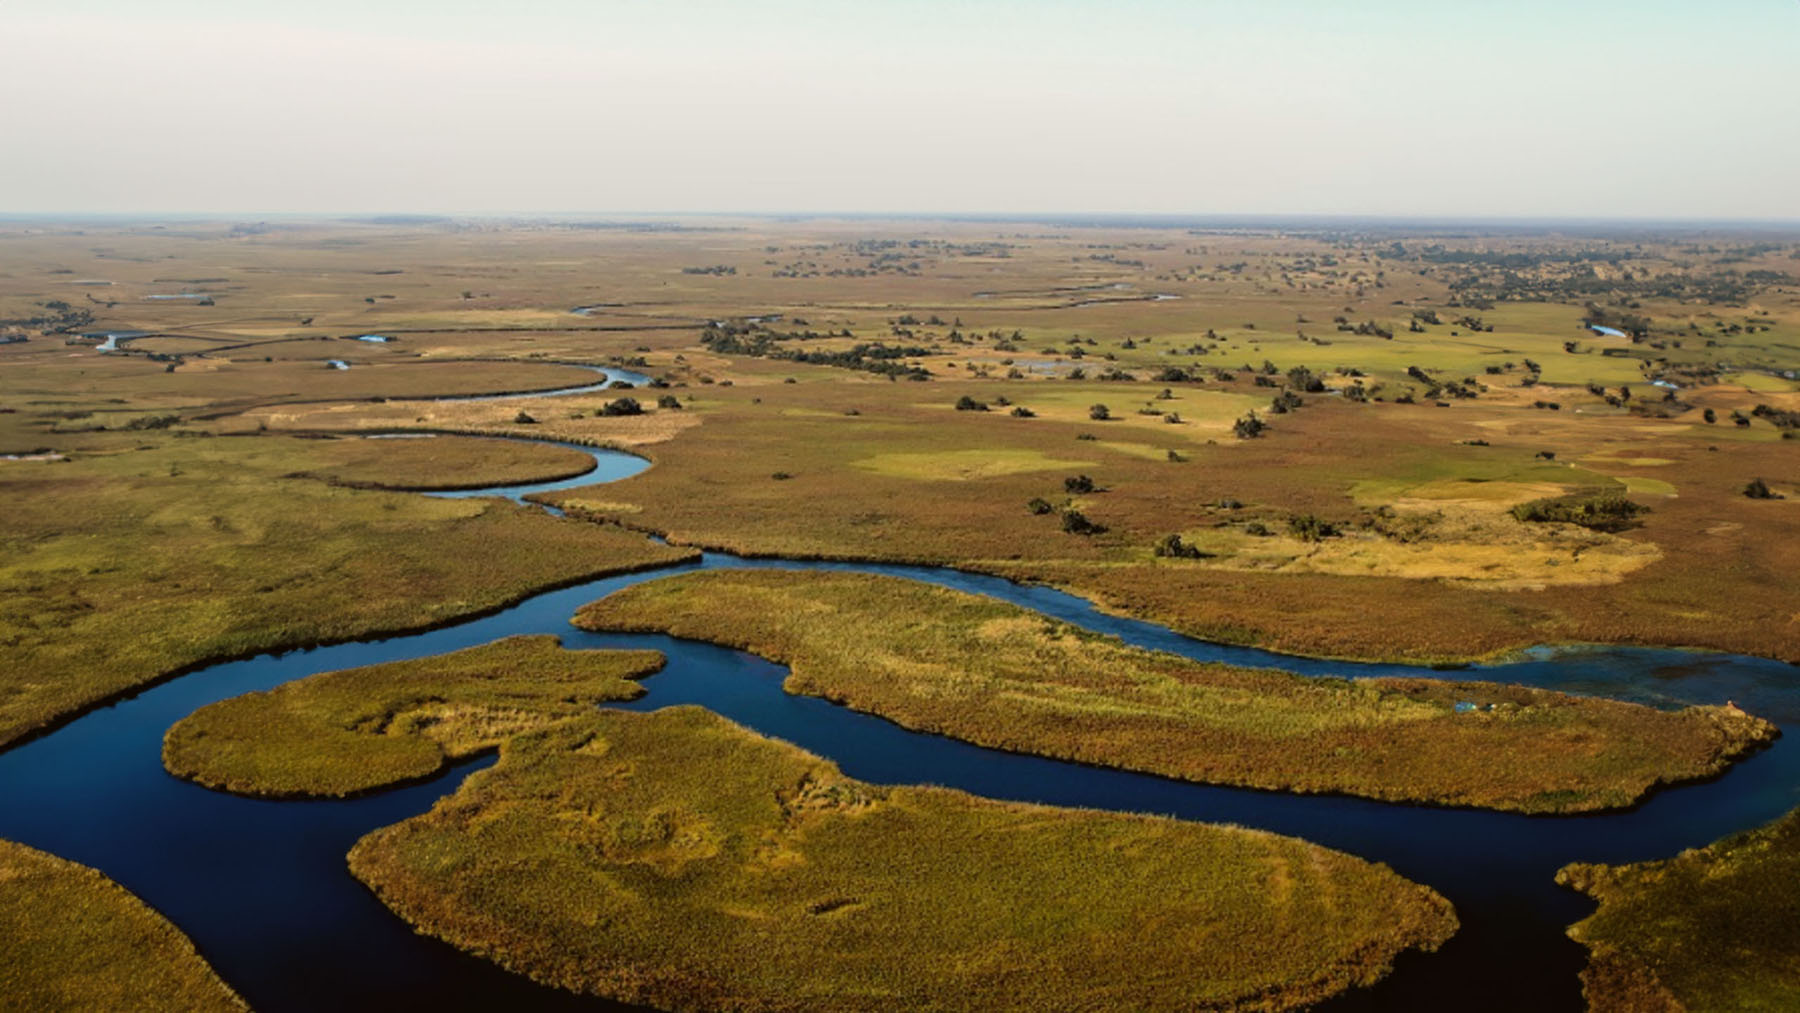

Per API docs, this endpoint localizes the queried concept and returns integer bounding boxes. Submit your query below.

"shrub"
[600,398,643,417]
[1088,403,1111,421]
[1287,514,1339,542]
[513,410,538,424]
[1061,509,1105,535]
[1064,475,1095,494]
[954,395,989,412]
[657,395,682,410]
[1511,493,1648,532]
[1744,478,1781,500]
[1152,533,1204,558]
[1026,497,1054,515]
[1233,413,1266,439]
[1010,405,1036,418]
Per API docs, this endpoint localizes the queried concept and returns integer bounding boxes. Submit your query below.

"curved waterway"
[429,364,654,402]
[2,440,1797,1012]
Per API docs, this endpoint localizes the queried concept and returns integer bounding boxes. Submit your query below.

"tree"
[1233,412,1266,439]
[1088,403,1111,421]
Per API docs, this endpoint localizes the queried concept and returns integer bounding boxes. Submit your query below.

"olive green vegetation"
[0,432,694,749]
[1557,807,1800,1013]
[576,570,1775,813]
[287,433,597,490]
[348,705,1458,1013]
[164,636,663,797]
[0,839,246,1011]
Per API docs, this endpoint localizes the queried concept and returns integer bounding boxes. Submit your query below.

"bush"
[1061,509,1105,535]
[954,395,989,412]
[1287,514,1339,542]
[600,397,643,417]
[1744,478,1781,500]
[513,410,538,424]
[1511,493,1648,532]
[1026,497,1054,515]
[1010,405,1035,418]
[657,395,682,410]
[1088,403,1111,421]
[1233,413,1266,439]
[1152,533,1204,558]
[1064,475,1095,494]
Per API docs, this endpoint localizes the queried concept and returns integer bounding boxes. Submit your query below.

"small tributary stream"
[2,440,1796,1012]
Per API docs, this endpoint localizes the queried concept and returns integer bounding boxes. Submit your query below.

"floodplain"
[3,215,1799,1011]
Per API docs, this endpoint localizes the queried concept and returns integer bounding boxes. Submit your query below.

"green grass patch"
[0,433,694,749]
[164,636,662,797]
[348,705,1458,1012]
[0,840,245,1011]
[1558,805,1800,1012]
[576,570,1774,813]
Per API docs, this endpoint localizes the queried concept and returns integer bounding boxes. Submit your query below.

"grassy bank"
[165,635,664,797]
[0,839,246,1011]
[0,432,694,750]
[349,705,1457,1012]
[283,432,599,490]
[576,570,1774,813]
[1557,807,1800,1012]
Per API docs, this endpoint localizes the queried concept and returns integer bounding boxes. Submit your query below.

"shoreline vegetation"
[164,636,664,798]
[575,570,1776,813]
[0,839,246,1011]
[347,705,1458,1012]
[1557,806,1800,1013]
[0,431,695,751]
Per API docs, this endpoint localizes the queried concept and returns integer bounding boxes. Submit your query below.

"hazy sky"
[3,0,1795,218]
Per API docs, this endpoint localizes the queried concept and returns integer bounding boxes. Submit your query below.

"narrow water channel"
[2,441,1794,1012]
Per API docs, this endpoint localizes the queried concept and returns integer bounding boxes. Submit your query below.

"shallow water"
[0,441,1794,1012]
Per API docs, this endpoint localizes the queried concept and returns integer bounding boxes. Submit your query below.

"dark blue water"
[1,442,1795,1012]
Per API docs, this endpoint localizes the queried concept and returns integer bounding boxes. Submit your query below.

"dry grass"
[0,839,246,1011]
[1557,807,1800,1012]
[576,570,1775,813]
[164,636,663,797]
[348,706,1458,1012]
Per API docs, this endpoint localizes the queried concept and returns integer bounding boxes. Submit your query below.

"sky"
[2,0,1795,219]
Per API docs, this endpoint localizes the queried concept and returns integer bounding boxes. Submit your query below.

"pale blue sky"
[2,0,1794,218]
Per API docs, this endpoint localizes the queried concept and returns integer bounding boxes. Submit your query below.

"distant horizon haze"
[3,0,1795,219]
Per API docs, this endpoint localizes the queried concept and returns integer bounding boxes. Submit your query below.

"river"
[0,441,1794,1012]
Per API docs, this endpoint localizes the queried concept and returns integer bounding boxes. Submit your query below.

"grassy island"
[575,570,1775,813]
[1557,807,1800,1012]
[0,839,245,1011]
[347,705,1458,1012]
[0,432,693,750]
[164,635,664,797]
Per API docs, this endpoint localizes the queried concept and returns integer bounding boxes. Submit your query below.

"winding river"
[2,441,1796,1012]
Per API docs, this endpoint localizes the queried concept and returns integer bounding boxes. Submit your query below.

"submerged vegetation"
[164,636,663,797]
[576,570,1774,813]
[0,840,245,1011]
[349,705,1457,1012]
[1558,807,1800,1013]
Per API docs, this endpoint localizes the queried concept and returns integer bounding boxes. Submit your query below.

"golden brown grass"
[349,705,1458,1012]
[1557,807,1800,1012]
[576,570,1775,813]
[0,839,246,1011]
[164,636,663,797]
